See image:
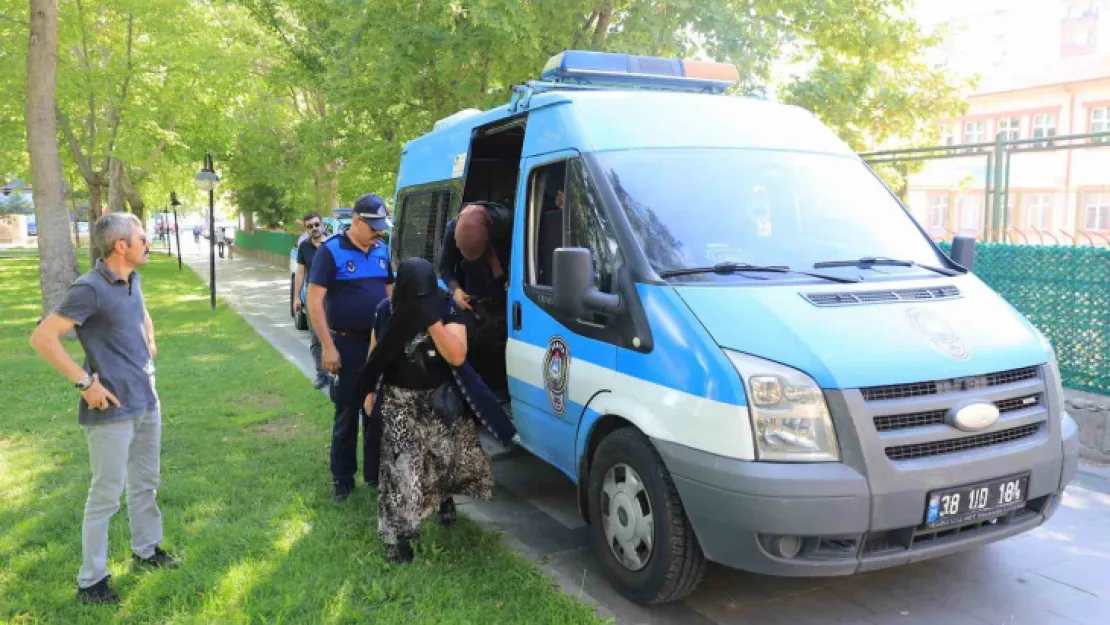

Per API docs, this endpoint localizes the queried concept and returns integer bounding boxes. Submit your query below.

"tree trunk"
[87,181,102,219]
[592,5,612,48]
[27,0,80,316]
[107,157,126,213]
[313,170,324,214]
[325,161,338,213]
[119,163,144,222]
[242,210,255,232]
[85,180,102,263]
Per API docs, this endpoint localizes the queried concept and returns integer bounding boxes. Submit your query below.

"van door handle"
[513,301,522,330]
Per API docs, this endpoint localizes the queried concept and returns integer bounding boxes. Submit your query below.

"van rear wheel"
[588,427,706,604]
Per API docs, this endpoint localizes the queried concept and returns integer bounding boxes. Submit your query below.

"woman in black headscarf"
[359,258,513,563]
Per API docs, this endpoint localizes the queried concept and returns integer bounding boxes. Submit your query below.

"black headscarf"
[359,258,444,392]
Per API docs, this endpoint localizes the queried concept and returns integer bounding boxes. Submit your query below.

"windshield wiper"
[659,262,861,284]
[812,256,962,277]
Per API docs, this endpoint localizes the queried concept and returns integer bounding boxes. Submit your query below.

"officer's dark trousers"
[330,332,381,488]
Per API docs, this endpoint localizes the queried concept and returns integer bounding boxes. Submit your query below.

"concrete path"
[170,238,1110,625]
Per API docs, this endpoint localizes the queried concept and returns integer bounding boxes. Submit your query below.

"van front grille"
[861,366,1039,402]
[884,424,1041,461]
[874,410,947,432]
[872,394,1042,432]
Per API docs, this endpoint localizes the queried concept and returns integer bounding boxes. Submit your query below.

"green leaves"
[2,0,973,228]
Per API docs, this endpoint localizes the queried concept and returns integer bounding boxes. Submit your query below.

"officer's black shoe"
[333,483,353,503]
[76,577,118,604]
[386,536,416,564]
[134,545,180,569]
[438,497,457,527]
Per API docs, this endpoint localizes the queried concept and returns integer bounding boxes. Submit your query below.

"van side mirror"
[950,235,976,272]
[553,248,621,316]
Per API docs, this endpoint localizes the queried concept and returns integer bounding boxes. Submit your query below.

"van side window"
[567,159,621,293]
[528,161,568,287]
[397,189,451,265]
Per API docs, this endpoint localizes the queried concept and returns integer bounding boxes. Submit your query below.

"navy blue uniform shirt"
[438,218,512,301]
[308,233,393,333]
[296,238,321,274]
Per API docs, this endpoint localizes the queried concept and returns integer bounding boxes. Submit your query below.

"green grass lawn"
[0,251,605,624]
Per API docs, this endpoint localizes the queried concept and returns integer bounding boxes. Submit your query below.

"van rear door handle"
[513,301,522,330]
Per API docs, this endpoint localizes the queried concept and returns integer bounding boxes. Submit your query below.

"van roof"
[398,88,856,189]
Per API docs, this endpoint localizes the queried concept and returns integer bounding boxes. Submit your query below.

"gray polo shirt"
[54,259,158,425]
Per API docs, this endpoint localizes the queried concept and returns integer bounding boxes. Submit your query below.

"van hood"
[672,276,1049,389]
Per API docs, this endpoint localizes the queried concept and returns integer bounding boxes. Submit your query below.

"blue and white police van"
[388,50,1080,604]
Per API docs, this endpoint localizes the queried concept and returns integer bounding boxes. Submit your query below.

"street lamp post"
[170,191,183,271]
[195,153,221,311]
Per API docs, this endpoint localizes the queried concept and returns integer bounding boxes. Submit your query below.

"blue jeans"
[330,333,380,487]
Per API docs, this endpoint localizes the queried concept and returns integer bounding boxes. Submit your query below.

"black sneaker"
[76,577,118,604]
[333,483,352,502]
[313,373,329,390]
[134,546,180,569]
[438,497,457,527]
[386,538,415,564]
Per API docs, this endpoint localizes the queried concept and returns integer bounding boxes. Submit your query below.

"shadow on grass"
[0,255,603,624]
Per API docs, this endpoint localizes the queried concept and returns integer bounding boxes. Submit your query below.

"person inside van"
[437,202,514,399]
[358,258,514,563]
[438,203,513,308]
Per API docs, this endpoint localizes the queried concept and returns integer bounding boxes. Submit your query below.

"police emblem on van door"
[543,336,570,416]
[345,260,356,274]
[906,307,970,361]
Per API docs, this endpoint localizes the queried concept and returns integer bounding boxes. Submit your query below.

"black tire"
[289,274,296,318]
[295,308,308,331]
[588,427,706,604]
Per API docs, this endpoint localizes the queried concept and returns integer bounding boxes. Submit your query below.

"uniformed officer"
[307,194,394,502]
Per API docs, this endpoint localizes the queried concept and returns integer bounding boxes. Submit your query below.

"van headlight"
[725,350,840,462]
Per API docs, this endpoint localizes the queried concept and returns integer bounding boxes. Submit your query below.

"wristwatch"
[75,373,94,391]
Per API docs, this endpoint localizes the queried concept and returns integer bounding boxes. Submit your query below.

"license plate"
[924,473,1029,529]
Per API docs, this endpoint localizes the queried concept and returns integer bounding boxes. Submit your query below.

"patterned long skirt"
[377,384,494,546]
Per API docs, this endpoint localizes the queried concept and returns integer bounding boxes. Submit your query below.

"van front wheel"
[588,428,706,604]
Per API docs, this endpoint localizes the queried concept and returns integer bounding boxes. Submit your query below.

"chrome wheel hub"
[600,462,654,571]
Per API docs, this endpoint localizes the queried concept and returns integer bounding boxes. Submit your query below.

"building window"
[1082,193,1110,231]
[996,117,1020,141]
[1091,107,1110,142]
[929,195,948,229]
[964,121,984,144]
[1032,114,1057,146]
[960,197,981,231]
[1026,194,1051,230]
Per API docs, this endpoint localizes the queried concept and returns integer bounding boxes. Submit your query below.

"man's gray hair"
[92,213,142,259]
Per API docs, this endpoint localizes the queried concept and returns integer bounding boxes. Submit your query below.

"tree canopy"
[1,0,971,232]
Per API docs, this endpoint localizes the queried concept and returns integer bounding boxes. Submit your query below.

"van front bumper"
[652,413,1078,577]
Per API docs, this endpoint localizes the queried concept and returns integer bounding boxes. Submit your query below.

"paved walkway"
[171,239,1110,625]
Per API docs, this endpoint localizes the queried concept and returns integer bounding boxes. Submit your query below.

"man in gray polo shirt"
[30,213,179,604]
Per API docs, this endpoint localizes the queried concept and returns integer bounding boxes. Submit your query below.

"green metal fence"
[234,229,298,256]
[939,242,1110,394]
[864,130,1110,244]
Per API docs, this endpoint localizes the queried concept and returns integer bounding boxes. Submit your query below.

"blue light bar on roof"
[540,50,739,93]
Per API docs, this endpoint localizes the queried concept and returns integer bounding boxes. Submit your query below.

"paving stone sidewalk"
[174,240,1110,625]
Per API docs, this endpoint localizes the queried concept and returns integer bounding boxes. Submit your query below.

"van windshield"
[596,149,946,281]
